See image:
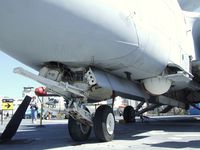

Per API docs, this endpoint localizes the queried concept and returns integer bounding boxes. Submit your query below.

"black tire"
[94,105,115,142]
[68,108,92,142]
[123,106,136,123]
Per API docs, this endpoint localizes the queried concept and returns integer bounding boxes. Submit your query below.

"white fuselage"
[0,0,193,80]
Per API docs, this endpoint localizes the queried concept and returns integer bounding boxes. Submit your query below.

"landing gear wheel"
[94,105,115,142]
[68,109,92,142]
[123,106,136,123]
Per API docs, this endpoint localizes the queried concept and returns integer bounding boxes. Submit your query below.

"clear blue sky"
[0,51,41,99]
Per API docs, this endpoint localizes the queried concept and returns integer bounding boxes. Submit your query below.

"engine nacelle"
[143,77,172,95]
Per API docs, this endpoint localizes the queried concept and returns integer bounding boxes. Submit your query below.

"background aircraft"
[1,0,200,142]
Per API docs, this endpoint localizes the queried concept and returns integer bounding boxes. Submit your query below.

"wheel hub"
[106,113,114,135]
[79,123,90,134]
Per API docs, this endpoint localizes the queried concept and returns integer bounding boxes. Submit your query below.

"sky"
[0,51,41,99]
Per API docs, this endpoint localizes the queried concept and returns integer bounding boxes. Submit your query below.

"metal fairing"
[88,68,149,101]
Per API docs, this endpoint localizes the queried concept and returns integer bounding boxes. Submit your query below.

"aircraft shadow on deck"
[146,140,200,149]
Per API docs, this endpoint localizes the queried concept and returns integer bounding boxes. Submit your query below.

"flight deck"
[0,116,200,150]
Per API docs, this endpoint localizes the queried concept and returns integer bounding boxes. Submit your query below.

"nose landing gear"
[67,104,115,142]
